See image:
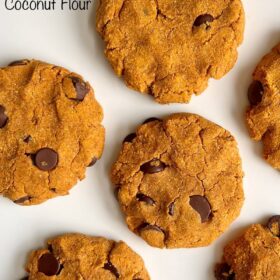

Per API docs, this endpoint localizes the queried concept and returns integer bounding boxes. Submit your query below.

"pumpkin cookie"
[111,113,244,248]
[0,59,105,205]
[96,0,244,104]
[246,43,280,170]
[23,233,150,280]
[215,216,280,280]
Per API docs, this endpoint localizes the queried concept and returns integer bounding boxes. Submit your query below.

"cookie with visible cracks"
[96,0,245,104]
[246,42,280,171]
[24,233,150,280]
[0,59,105,205]
[215,216,280,280]
[112,113,244,248]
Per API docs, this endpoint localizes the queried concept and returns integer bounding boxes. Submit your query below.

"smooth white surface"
[0,1,280,279]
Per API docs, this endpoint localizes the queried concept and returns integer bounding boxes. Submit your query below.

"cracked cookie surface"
[215,216,280,280]
[111,113,244,248]
[0,59,105,205]
[246,43,280,170]
[96,0,244,104]
[24,233,150,280]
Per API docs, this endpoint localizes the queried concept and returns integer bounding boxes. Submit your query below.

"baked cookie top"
[0,59,105,205]
[24,233,150,280]
[111,113,244,248]
[96,0,244,104]
[246,43,280,170]
[215,216,280,280]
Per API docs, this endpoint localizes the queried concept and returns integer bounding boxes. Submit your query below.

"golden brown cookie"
[111,113,244,248]
[23,233,150,280]
[246,43,280,170]
[215,216,280,280]
[0,59,105,205]
[96,0,245,104]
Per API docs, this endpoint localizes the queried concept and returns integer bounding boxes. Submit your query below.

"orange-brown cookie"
[215,216,280,280]
[246,43,280,170]
[0,59,105,205]
[96,0,245,104]
[23,233,150,280]
[111,113,244,248]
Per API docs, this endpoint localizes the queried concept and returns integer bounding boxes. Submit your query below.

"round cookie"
[96,0,244,104]
[215,216,280,280]
[246,43,280,170]
[23,233,150,279]
[111,113,244,248]
[0,59,105,205]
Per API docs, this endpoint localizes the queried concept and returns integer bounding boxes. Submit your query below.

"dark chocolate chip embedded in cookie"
[96,0,245,104]
[38,253,61,276]
[267,215,280,237]
[215,216,280,279]
[0,105,8,128]
[193,14,214,27]
[24,234,150,280]
[69,76,90,101]
[246,42,280,171]
[112,113,244,248]
[0,59,105,205]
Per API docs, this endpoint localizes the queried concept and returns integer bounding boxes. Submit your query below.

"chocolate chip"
[248,80,264,106]
[138,223,163,233]
[70,76,89,101]
[168,202,175,216]
[136,193,155,205]
[143,117,161,124]
[267,215,280,237]
[0,105,8,128]
[194,14,214,27]
[189,195,212,223]
[123,133,137,143]
[103,261,120,278]
[215,263,235,280]
[23,135,32,143]
[38,253,61,276]
[140,159,166,174]
[88,157,98,167]
[20,277,29,280]
[14,196,31,204]
[8,59,30,66]
[35,148,58,171]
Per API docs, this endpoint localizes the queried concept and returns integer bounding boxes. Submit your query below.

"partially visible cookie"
[246,43,280,170]
[23,233,150,280]
[96,0,245,104]
[0,59,105,205]
[111,113,244,248]
[215,216,280,280]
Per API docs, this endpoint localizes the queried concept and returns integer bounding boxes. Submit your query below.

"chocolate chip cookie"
[215,216,280,280]
[111,113,244,248]
[0,59,105,205]
[246,43,280,170]
[96,0,244,104]
[23,233,150,279]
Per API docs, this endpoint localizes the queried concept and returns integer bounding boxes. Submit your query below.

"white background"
[0,1,280,279]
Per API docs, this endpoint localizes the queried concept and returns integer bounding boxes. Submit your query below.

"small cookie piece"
[0,59,105,205]
[215,216,280,280]
[24,233,150,280]
[246,43,280,170]
[96,0,245,104]
[111,113,244,248]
